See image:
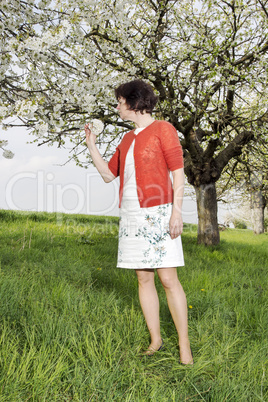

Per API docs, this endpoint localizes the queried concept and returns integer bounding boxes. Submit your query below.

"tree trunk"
[195,183,220,245]
[251,190,265,234]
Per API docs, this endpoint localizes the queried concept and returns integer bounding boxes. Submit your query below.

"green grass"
[0,210,267,401]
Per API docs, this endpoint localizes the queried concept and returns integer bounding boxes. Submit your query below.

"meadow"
[0,209,267,401]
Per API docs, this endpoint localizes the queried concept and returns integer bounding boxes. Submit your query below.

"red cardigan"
[108,120,184,208]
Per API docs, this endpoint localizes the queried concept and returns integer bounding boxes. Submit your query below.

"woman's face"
[116,97,133,120]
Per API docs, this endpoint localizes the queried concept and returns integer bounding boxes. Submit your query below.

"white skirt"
[117,201,184,269]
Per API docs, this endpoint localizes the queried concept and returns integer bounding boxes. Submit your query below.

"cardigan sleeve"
[108,147,120,177]
[159,122,184,171]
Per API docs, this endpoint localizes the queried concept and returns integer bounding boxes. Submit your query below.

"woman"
[85,79,193,365]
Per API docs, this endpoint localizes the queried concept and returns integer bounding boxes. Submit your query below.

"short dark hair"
[115,79,158,114]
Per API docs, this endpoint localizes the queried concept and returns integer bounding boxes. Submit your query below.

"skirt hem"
[116,262,185,269]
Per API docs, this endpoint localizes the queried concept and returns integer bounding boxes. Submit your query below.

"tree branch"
[257,0,268,19]
[215,130,254,174]
[233,40,268,67]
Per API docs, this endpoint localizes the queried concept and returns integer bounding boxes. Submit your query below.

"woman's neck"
[132,112,155,128]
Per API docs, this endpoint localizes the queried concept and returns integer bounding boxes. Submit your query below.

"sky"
[0,125,207,224]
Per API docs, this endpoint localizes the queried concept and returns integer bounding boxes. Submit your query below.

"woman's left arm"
[169,168,185,239]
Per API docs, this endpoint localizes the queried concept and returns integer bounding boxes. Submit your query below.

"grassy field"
[0,209,267,401]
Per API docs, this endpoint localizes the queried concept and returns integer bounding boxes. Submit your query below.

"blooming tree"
[218,136,268,233]
[1,0,267,244]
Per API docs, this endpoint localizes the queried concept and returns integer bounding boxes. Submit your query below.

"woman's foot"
[143,339,164,356]
[179,346,194,365]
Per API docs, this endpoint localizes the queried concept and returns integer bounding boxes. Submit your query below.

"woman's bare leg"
[157,267,193,364]
[135,269,162,351]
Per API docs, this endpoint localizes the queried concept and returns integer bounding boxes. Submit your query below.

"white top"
[121,128,145,209]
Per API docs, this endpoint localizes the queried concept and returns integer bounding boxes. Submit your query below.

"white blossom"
[0,140,8,147]
[84,94,95,106]
[36,122,48,136]
[15,100,38,118]
[20,20,71,52]
[2,149,14,159]
[89,119,104,136]
[53,104,62,113]
[0,106,8,118]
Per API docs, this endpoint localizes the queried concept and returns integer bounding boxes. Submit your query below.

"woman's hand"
[169,211,183,239]
[84,123,96,148]
[83,123,115,183]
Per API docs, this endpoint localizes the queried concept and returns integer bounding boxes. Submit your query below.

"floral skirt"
[117,201,184,269]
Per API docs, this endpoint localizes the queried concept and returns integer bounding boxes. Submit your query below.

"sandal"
[143,339,164,356]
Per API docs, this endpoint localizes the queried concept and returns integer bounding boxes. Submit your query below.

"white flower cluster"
[1,140,14,159]
[36,122,49,137]
[20,20,71,52]
[15,99,38,118]
[90,119,104,136]
[3,149,14,159]
[0,106,8,118]
[84,94,95,110]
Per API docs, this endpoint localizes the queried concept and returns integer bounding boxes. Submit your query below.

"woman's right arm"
[84,123,116,183]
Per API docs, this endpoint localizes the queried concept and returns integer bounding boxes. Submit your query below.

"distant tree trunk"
[250,171,266,234]
[195,183,220,245]
[251,190,266,234]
